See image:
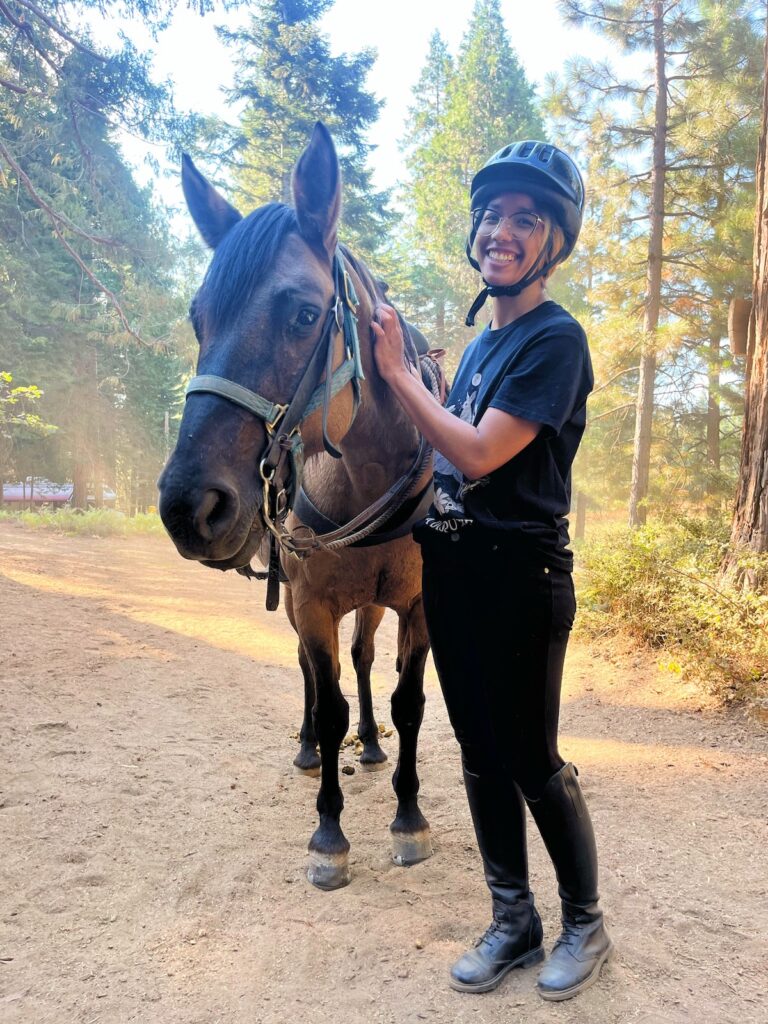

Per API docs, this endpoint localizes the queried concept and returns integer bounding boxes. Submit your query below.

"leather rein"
[184,247,434,611]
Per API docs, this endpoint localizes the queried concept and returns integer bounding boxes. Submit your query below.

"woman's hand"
[371,304,408,383]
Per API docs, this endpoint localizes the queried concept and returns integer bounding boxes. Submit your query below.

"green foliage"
[548,0,763,516]
[0,371,57,479]
[207,0,393,259]
[398,2,544,347]
[0,3,197,506]
[0,507,165,536]
[576,514,768,701]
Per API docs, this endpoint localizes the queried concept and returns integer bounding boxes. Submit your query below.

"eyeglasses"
[472,208,544,239]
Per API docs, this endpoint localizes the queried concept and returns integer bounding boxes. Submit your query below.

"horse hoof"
[293,749,321,775]
[391,828,433,866]
[359,756,388,772]
[307,850,351,890]
[294,764,321,778]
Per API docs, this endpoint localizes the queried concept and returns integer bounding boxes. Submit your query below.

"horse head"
[158,123,367,570]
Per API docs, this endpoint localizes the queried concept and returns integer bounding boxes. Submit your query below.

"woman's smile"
[486,247,521,263]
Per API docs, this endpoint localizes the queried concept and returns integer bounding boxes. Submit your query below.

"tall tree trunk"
[706,331,721,494]
[628,0,667,527]
[435,294,445,346]
[722,31,768,588]
[72,459,88,509]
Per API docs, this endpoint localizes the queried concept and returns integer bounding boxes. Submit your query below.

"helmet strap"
[464,242,567,327]
[465,287,491,327]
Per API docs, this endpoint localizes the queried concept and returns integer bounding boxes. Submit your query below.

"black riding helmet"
[465,141,585,326]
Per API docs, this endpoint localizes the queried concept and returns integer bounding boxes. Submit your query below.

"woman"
[371,141,611,1002]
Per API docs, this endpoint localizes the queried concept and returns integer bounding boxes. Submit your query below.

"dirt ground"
[1,522,766,1024]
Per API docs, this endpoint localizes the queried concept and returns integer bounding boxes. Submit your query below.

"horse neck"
[351,271,419,438]
[327,256,422,505]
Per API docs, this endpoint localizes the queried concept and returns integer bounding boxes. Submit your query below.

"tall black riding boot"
[450,766,544,993]
[526,763,612,1001]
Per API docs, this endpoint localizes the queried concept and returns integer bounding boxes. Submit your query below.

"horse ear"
[292,122,341,259]
[181,153,242,249]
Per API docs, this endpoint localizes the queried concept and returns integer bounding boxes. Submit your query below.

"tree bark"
[722,29,768,588]
[435,294,445,345]
[628,0,667,527]
[706,331,721,493]
[72,459,88,509]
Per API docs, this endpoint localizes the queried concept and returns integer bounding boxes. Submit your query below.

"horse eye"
[295,308,319,328]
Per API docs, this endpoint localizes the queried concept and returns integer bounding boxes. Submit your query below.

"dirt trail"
[1,523,766,1024]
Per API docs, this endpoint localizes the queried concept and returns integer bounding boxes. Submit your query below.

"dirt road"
[1,523,766,1024]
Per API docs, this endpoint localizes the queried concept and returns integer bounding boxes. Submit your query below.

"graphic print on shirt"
[431,371,489,527]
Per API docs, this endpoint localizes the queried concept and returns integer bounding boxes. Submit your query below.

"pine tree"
[723,24,768,588]
[0,37,190,506]
[212,0,392,258]
[552,0,761,521]
[399,0,544,348]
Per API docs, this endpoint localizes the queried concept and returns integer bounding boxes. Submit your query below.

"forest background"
[1,0,767,704]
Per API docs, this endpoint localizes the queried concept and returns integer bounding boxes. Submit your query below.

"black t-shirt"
[416,300,593,571]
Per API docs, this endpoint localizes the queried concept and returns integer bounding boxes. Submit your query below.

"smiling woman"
[371,139,613,1003]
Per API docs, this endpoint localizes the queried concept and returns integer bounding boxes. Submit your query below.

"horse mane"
[200,202,299,329]
[338,244,420,367]
[337,243,385,306]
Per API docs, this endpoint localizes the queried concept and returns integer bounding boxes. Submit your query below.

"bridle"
[184,247,434,610]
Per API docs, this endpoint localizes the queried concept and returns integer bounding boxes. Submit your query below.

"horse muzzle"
[158,461,265,567]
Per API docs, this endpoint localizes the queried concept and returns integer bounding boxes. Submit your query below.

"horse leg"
[285,587,322,775]
[352,605,388,770]
[389,598,432,866]
[299,608,352,890]
[293,640,321,775]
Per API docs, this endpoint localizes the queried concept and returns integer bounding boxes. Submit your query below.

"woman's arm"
[372,305,541,481]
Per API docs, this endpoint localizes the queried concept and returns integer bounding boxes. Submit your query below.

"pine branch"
[0,139,127,248]
[11,0,106,62]
[50,221,151,349]
[563,2,653,30]
[588,402,636,423]
[0,138,153,349]
[0,0,62,78]
[0,74,39,95]
[592,365,641,395]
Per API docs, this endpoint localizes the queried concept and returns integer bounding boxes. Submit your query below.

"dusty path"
[1,523,766,1024]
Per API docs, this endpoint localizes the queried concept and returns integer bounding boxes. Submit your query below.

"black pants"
[421,536,576,800]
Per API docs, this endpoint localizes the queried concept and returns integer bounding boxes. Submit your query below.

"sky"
[91,0,643,213]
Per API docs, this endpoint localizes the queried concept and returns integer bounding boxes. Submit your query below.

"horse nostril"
[194,488,237,542]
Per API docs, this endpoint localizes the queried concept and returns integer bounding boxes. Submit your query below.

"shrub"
[575,514,768,703]
[0,508,165,537]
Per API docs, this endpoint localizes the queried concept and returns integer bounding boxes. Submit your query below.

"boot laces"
[554,912,591,951]
[474,918,509,949]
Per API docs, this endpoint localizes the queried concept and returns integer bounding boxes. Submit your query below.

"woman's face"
[473,191,548,288]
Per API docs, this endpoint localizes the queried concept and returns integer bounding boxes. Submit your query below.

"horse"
[158,122,434,890]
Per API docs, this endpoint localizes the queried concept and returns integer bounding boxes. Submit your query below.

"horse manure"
[342,765,355,776]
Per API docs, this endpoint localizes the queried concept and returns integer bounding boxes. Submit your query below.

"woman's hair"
[541,218,567,279]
